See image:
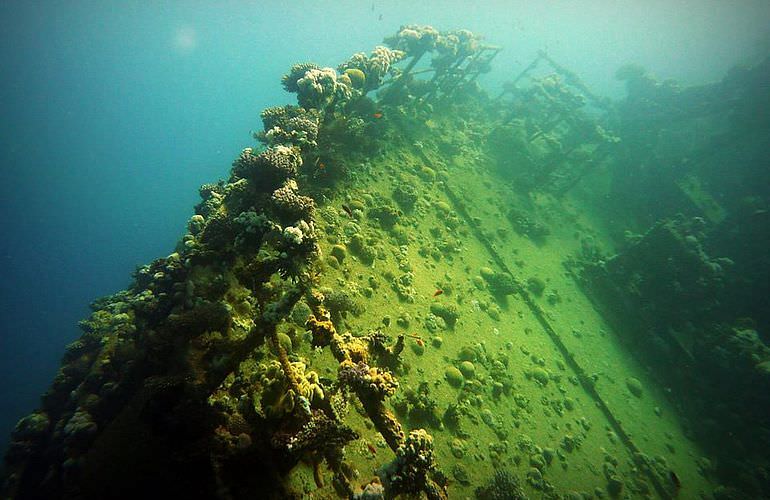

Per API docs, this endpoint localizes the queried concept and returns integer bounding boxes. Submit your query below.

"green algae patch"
[445,366,464,387]
[458,361,476,380]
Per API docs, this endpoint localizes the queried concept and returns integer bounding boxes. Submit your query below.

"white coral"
[296,67,351,109]
[370,46,405,77]
[283,225,304,245]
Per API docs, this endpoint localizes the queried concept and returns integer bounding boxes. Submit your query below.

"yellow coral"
[306,313,335,348]
[344,68,366,90]
[340,333,370,364]
[257,358,325,418]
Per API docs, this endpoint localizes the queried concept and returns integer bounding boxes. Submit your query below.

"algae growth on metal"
[4,23,770,500]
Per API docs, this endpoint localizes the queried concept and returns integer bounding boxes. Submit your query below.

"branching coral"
[231,145,303,191]
[257,105,320,148]
[271,179,316,223]
[384,25,439,55]
[233,204,317,281]
[257,358,325,419]
[281,62,320,93]
[232,210,272,249]
[369,46,405,80]
[306,312,335,348]
[195,182,225,219]
[271,408,358,454]
[273,220,319,281]
[368,330,405,369]
[295,67,352,110]
[380,429,446,500]
[431,29,483,76]
[338,360,398,401]
[279,219,316,248]
[339,334,372,365]
[435,29,480,59]
[338,46,405,92]
[311,315,409,453]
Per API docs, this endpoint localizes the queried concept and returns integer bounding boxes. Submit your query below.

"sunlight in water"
[172,24,197,53]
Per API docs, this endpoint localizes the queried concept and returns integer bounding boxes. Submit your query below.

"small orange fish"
[366,442,377,455]
[415,338,424,347]
[432,289,444,297]
[318,162,326,170]
[373,112,383,119]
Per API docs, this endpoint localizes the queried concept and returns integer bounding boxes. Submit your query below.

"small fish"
[366,442,377,455]
[373,112,383,119]
[415,338,424,347]
[432,289,444,297]
[668,470,682,491]
[318,162,326,170]
[341,204,353,217]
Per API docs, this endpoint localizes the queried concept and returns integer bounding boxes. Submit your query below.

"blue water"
[1,0,768,455]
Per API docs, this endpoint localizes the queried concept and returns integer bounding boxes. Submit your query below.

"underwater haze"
[1,1,770,497]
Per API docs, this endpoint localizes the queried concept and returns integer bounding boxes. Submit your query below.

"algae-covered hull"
[4,25,770,500]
